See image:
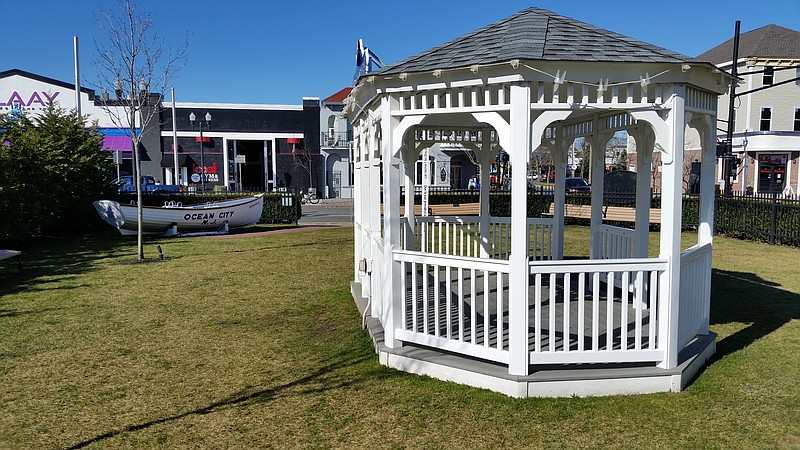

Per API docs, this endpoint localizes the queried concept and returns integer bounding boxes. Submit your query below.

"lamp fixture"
[189,112,212,192]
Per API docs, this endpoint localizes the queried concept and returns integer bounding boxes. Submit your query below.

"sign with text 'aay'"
[0,91,60,107]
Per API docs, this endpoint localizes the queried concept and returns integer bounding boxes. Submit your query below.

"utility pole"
[724,20,741,197]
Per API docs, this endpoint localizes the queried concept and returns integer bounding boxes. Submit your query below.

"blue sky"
[6,1,800,105]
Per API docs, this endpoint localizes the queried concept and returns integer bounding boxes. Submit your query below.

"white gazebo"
[346,8,731,397]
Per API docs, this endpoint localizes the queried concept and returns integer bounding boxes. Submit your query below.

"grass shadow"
[0,231,143,298]
[709,268,800,361]
[65,348,390,449]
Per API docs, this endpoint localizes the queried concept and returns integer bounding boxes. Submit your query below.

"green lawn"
[1,226,798,449]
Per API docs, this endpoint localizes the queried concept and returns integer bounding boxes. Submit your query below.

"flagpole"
[172,87,180,185]
[73,36,81,116]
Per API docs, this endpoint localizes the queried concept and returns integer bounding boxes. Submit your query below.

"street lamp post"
[189,112,212,192]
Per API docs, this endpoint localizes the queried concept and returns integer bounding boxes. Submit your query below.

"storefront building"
[1,69,322,194]
[161,98,320,193]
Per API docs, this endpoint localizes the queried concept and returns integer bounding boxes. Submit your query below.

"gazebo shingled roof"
[374,7,691,76]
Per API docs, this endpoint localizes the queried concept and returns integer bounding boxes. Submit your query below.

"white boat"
[93,194,264,235]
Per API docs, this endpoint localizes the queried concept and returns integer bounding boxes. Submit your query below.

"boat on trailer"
[93,194,264,236]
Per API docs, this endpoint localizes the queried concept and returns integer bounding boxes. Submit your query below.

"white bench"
[0,250,22,272]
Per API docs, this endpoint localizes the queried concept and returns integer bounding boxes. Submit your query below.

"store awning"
[102,135,134,152]
[160,153,194,168]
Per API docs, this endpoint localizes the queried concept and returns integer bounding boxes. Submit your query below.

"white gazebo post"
[589,126,611,259]
[508,82,532,376]
[368,122,383,319]
[695,115,717,244]
[381,94,403,349]
[354,129,369,297]
[478,130,492,258]
[694,114,716,337]
[657,87,687,369]
[353,132,362,280]
[401,143,419,250]
[633,126,655,258]
[548,138,568,261]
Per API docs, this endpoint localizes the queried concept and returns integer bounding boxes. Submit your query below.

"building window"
[795,108,800,132]
[763,66,774,85]
[760,107,772,131]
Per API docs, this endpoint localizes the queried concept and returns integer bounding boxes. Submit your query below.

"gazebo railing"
[527,258,667,365]
[401,216,554,260]
[595,224,636,259]
[486,217,554,261]
[395,250,511,364]
[678,242,712,348]
[413,216,482,257]
[391,249,670,368]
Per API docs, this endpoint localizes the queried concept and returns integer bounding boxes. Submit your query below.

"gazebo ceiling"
[373,7,692,77]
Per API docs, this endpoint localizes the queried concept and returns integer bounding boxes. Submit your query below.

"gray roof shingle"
[374,7,691,76]
[696,24,800,64]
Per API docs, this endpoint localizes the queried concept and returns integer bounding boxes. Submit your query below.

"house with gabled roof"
[698,24,800,195]
[320,87,354,198]
[346,7,731,397]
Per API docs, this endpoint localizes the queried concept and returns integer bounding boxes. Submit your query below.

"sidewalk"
[312,197,354,208]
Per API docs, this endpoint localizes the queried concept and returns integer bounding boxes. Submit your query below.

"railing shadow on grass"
[64,348,391,449]
[0,230,135,298]
[709,268,800,361]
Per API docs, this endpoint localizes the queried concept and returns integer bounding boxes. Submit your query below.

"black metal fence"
[714,191,800,246]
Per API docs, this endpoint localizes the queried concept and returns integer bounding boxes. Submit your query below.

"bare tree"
[292,140,316,194]
[93,0,188,259]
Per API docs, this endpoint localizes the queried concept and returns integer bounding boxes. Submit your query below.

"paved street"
[297,198,354,226]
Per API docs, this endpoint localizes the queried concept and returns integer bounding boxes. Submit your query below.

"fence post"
[770,191,778,245]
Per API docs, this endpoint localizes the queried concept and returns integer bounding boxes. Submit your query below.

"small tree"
[0,105,114,244]
[93,0,187,259]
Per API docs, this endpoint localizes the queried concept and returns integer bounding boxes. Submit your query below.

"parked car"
[565,177,591,193]
[116,176,183,194]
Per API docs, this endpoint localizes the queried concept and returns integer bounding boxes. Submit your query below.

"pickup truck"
[117,176,184,194]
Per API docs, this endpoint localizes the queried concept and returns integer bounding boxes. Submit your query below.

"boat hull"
[93,195,264,235]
